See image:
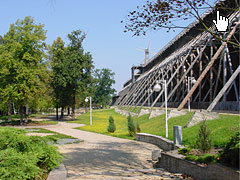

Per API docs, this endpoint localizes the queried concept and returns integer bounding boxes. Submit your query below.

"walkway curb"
[47,163,67,180]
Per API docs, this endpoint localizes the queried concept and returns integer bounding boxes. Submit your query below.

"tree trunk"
[67,107,70,116]
[12,102,16,115]
[60,106,64,119]
[26,101,29,117]
[72,94,75,120]
[56,106,59,120]
[8,99,11,122]
[20,105,23,125]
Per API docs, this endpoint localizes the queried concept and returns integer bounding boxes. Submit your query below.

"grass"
[26,128,77,140]
[0,114,21,120]
[70,108,239,147]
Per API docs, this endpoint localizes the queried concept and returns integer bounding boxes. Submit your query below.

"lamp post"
[85,97,92,125]
[153,80,168,138]
[187,77,196,111]
[148,89,153,107]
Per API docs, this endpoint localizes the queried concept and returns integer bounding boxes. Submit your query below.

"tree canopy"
[0,16,47,123]
[93,68,116,107]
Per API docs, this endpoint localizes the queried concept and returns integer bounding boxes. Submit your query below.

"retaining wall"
[136,133,178,151]
[157,152,239,180]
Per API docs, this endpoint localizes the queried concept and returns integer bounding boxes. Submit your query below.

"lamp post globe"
[85,98,89,102]
[192,78,197,84]
[153,82,161,92]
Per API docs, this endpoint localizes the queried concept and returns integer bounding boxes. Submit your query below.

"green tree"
[127,114,136,137]
[66,30,94,119]
[0,16,47,124]
[93,68,116,107]
[50,37,69,120]
[107,116,116,133]
[195,120,213,154]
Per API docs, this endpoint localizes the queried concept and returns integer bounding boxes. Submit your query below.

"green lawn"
[26,128,77,139]
[70,108,239,147]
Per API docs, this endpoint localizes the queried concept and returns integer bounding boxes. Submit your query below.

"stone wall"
[156,152,239,180]
[136,133,177,151]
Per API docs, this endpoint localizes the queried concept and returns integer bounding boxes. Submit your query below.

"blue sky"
[0,0,201,92]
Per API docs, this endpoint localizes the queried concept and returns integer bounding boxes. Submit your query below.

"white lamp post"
[187,77,196,111]
[148,89,153,107]
[153,80,168,138]
[85,97,92,125]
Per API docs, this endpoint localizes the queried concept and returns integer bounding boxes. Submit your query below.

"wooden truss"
[115,11,240,114]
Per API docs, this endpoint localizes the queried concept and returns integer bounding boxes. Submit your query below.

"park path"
[44,122,187,180]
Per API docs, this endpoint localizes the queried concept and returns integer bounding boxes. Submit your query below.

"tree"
[122,0,239,47]
[93,68,116,107]
[127,114,136,137]
[66,30,94,119]
[50,37,69,120]
[0,16,47,125]
[107,116,116,133]
[195,120,213,154]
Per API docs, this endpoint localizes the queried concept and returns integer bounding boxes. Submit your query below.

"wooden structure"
[114,3,239,113]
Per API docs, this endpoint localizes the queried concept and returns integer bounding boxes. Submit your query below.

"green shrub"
[178,147,191,155]
[107,116,116,133]
[195,120,213,153]
[127,115,136,137]
[0,148,41,180]
[0,127,62,179]
[185,154,198,162]
[185,154,216,164]
[219,131,239,167]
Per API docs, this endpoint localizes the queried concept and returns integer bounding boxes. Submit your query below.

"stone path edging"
[47,163,67,180]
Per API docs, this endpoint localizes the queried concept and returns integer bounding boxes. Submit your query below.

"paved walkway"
[44,122,188,180]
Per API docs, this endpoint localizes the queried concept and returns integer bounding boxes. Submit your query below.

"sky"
[0,0,198,93]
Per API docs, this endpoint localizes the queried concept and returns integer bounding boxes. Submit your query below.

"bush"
[185,154,216,164]
[107,116,116,133]
[178,147,191,155]
[195,120,213,153]
[0,127,62,179]
[136,120,141,133]
[127,115,136,137]
[219,131,239,167]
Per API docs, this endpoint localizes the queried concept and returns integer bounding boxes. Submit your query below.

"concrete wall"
[157,152,239,180]
[136,133,176,151]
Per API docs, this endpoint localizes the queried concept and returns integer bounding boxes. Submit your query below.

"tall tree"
[93,68,116,107]
[66,30,94,119]
[50,37,68,120]
[0,16,47,125]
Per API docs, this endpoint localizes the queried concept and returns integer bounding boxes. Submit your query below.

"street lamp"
[148,89,153,107]
[153,80,168,138]
[85,97,92,125]
[187,77,196,111]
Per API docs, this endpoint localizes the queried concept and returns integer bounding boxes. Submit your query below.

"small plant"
[195,120,213,154]
[127,114,136,137]
[178,147,191,155]
[185,154,217,164]
[219,131,239,167]
[107,116,116,133]
[136,119,141,133]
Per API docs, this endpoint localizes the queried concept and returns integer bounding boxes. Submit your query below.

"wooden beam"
[207,66,240,111]
[178,24,238,110]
